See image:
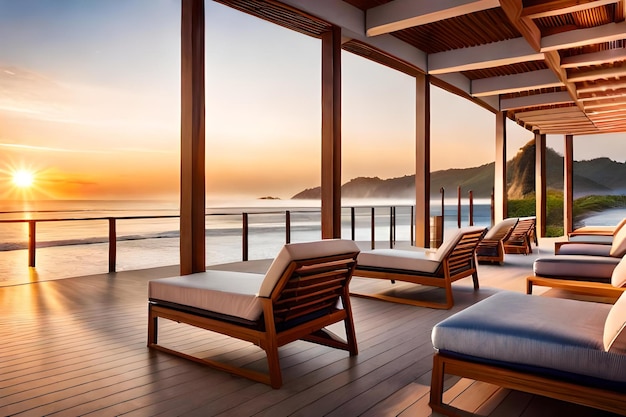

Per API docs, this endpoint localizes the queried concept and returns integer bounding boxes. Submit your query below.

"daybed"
[475,217,518,264]
[555,217,626,254]
[147,239,360,388]
[430,291,626,416]
[353,226,486,309]
[528,222,626,298]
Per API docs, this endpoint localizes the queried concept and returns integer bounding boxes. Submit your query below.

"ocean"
[1,198,621,286]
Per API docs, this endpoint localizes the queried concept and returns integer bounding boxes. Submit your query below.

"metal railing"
[0,198,484,274]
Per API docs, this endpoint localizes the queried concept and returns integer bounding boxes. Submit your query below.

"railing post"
[410,206,414,246]
[108,218,117,273]
[350,207,355,241]
[468,190,474,226]
[242,213,249,262]
[389,207,394,248]
[28,220,36,267]
[285,210,291,244]
[457,186,462,228]
[370,207,375,250]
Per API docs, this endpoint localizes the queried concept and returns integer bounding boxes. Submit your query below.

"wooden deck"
[1,238,621,416]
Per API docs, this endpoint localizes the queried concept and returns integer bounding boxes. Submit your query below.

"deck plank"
[0,240,623,417]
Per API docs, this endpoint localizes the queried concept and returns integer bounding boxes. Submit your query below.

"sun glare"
[13,170,35,188]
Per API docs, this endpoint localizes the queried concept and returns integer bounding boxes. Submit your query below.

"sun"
[12,169,35,188]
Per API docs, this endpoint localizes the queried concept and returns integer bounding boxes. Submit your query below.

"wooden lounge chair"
[147,239,360,389]
[475,217,518,264]
[352,226,486,309]
[503,216,536,255]
[569,217,626,237]
[430,291,626,416]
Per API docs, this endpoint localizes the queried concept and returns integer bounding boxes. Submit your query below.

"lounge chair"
[147,239,360,388]
[555,217,626,253]
[475,217,518,264]
[569,217,626,237]
[352,226,486,309]
[503,216,536,255]
[429,291,626,416]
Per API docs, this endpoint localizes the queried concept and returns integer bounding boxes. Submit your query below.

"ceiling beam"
[541,21,626,51]
[578,80,626,93]
[365,0,500,37]
[543,50,584,110]
[499,0,541,51]
[500,91,572,110]
[428,37,544,74]
[522,0,619,19]
[568,66,626,82]
[561,48,626,68]
[471,69,562,96]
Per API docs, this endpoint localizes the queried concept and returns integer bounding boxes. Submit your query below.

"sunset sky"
[1,0,626,202]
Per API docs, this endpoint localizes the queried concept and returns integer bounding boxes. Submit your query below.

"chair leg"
[527,277,534,294]
[147,304,158,346]
[429,353,446,413]
[265,343,282,389]
[472,271,480,290]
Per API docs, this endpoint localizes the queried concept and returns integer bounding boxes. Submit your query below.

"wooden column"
[180,0,206,274]
[321,26,342,239]
[564,134,574,235]
[535,131,547,238]
[494,111,507,224]
[415,73,431,247]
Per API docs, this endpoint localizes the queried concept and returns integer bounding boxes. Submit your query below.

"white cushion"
[483,218,517,240]
[149,271,265,321]
[614,218,626,235]
[357,248,440,274]
[610,222,626,257]
[612,257,626,288]
[258,239,359,297]
[432,226,485,262]
[604,292,626,354]
[557,244,612,257]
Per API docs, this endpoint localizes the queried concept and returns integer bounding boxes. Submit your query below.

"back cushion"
[483,218,517,240]
[613,257,626,288]
[604,292,626,354]
[610,222,626,257]
[258,239,359,297]
[613,218,626,236]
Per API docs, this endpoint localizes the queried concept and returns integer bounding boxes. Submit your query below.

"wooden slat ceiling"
[218,0,626,135]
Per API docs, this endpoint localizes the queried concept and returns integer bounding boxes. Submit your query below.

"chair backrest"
[433,226,486,263]
[505,217,535,243]
[441,227,486,277]
[258,239,360,326]
[483,218,518,241]
[610,223,626,257]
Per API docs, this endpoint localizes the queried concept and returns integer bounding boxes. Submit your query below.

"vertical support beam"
[180,0,206,275]
[535,132,547,238]
[494,111,507,223]
[321,26,342,239]
[415,73,431,247]
[564,134,574,235]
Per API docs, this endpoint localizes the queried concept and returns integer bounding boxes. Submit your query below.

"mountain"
[291,140,625,200]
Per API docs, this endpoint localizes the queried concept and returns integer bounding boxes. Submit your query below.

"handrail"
[0,199,484,274]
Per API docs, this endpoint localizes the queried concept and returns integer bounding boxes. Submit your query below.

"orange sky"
[1,1,623,202]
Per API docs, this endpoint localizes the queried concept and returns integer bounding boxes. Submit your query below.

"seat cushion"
[357,247,440,274]
[534,255,621,281]
[149,271,265,321]
[432,292,626,383]
[557,243,612,257]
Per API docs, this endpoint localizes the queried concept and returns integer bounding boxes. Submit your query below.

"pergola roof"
[216,0,626,135]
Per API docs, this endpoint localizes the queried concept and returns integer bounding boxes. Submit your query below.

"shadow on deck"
[0,238,620,416]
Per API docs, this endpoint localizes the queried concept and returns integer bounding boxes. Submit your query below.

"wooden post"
[242,213,249,262]
[415,73,431,247]
[535,132,547,238]
[457,186,461,228]
[28,220,36,267]
[495,111,507,222]
[285,210,291,244]
[370,207,375,249]
[321,26,342,239]
[469,190,474,226]
[564,135,574,235]
[180,0,206,274]
[108,218,117,273]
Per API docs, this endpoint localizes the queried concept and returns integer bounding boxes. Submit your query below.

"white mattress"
[432,292,626,383]
[149,271,265,321]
